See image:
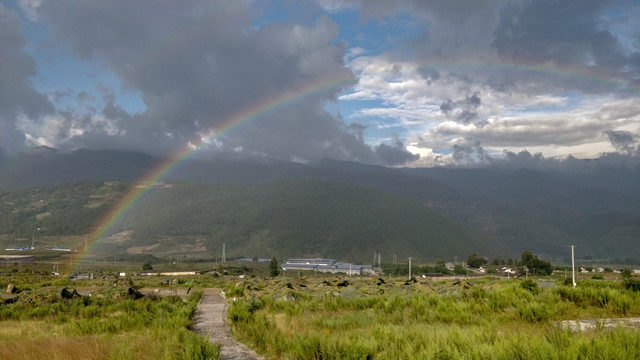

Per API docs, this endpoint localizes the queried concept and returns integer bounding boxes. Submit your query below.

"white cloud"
[316,0,361,13]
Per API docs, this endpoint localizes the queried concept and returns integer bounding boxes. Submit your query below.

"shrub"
[520,279,540,295]
[623,278,640,292]
[519,301,552,322]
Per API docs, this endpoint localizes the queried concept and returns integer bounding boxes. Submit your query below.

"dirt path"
[193,288,264,360]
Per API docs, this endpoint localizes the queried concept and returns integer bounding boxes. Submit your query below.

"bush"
[453,264,467,275]
[623,278,640,292]
[519,301,552,322]
[520,279,540,295]
[182,330,220,360]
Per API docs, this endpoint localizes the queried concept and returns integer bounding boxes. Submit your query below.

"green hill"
[0,180,511,263]
[0,180,130,238]
[111,180,510,263]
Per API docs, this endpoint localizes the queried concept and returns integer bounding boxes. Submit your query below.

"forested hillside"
[0,179,510,263]
[111,180,508,262]
[0,180,130,237]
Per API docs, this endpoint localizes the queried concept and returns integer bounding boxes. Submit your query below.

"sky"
[1,0,639,168]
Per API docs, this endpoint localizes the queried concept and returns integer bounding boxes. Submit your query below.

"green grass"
[227,277,640,359]
[0,280,219,359]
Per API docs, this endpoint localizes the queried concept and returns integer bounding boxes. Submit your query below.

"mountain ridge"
[1,148,637,260]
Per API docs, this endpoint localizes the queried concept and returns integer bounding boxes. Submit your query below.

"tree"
[269,257,279,277]
[454,264,467,275]
[520,251,552,276]
[142,261,153,271]
[467,253,487,268]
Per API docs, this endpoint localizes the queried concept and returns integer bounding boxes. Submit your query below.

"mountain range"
[1,148,638,263]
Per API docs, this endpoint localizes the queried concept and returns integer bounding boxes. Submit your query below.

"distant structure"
[0,255,34,264]
[281,258,375,275]
[140,270,199,276]
[5,247,33,251]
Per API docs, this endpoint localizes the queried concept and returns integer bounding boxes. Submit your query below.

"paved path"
[193,289,264,360]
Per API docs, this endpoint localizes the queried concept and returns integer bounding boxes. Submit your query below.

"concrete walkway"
[193,289,264,360]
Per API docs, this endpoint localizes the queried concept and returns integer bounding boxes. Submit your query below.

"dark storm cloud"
[439,100,454,113]
[492,0,639,94]
[374,134,419,165]
[29,1,397,163]
[450,140,489,165]
[604,130,639,155]
[0,4,55,152]
[348,123,368,142]
[359,0,639,97]
[416,66,440,83]
[439,93,483,125]
[502,149,545,167]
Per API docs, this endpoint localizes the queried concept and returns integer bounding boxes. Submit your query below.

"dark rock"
[127,287,144,299]
[61,287,81,299]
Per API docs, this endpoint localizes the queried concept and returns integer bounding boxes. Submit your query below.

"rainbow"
[58,59,638,269]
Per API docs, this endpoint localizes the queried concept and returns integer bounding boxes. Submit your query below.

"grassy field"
[226,275,640,360]
[0,274,219,360]
[1,259,639,359]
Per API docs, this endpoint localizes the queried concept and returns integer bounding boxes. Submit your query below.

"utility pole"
[378,253,381,268]
[571,245,576,287]
[222,243,226,263]
[408,257,412,279]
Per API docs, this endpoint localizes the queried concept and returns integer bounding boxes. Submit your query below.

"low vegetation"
[0,277,219,360]
[227,276,640,359]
